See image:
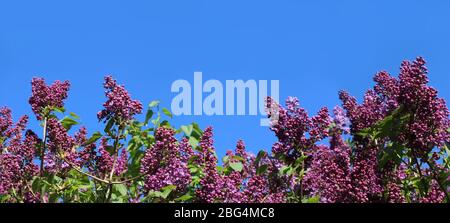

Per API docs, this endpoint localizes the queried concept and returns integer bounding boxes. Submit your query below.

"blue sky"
[1,0,449,157]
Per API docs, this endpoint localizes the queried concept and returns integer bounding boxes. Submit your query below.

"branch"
[40,117,48,177]
[56,149,138,185]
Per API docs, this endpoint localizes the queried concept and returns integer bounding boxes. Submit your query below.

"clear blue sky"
[1,0,449,157]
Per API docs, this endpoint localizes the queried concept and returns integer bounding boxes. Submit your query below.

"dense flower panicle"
[332,106,350,134]
[196,127,225,203]
[0,107,13,137]
[20,130,40,161]
[78,143,97,171]
[74,127,88,146]
[420,180,446,203]
[373,71,400,109]
[141,127,191,193]
[396,58,449,155]
[386,181,405,203]
[398,57,429,106]
[309,107,332,142]
[243,175,268,203]
[97,138,114,174]
[4,115,29,155]
[179,138,194,163]
[29,77,70,120]
[0,154,21,194]
[0,109,39,199]
[266,97,331,162]
[235,140,247,159]
[339,89,386,134]
[381,161,406,203]
[47,118,75,153]
[304,135,352,203]
[115,148,129,176]
[221,140,261,203]
[222,172,244,203]
[1,159,38,202]
[350,146,383,203]
[97,76,143,122]
[96,138,128,177]
[372,57,449,155]
[0,129,39,200]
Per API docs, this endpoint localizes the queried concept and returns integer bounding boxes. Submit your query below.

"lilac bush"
[0,57,449,203]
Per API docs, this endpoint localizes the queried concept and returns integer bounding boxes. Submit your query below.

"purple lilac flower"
[29,77,70,120]
[304,135,352,203]
[196,127,225,203]
[266,97,331,163]
[97,76,143,123]
[141,127,191,194]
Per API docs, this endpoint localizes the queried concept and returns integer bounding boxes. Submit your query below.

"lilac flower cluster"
[266,96,331,161]
[339,89,386,134]
[195,129,287,203]
[141,127,191,194]
[195,127,225,203]
[97,76,143,123]
[29,78,70,120]
[44,118,77,173]
[0,108,39,201]
[304,136,352,203]
[371,58,450,157]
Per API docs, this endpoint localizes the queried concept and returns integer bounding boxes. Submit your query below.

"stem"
[105,124,124,203]
[40,117,48,177]
[411,149,427,198]
[56,148,135,185]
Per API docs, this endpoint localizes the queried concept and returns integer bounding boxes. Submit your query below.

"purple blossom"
[141,127,191,194]
[196,127,225,203]
[0,113,39,199]
[29,77,70,120]
[0,107,13,138]
[420,180,446,203]
[266,97,331,162]
[332,106,350,134]
[97,76,143,123]
[304,135,352,203]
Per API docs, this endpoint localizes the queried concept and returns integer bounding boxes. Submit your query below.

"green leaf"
[144,109,154,125]
[303,196,320,203]
[222,155,230,164]
[175,194,193,202]
[379,143,405,168]
[160,120,170,127]
[356,106,410,140]
[84,132,102,146]
[113,184,128,197]
[149,100,160,108]
[180,125,193,137]
[104,118,115,133]
[279,165,294,176]
[53,107,66,114]
[229,162,244,172]
[69,112,80,120]
[256,164,269,175]
[160,185,177,199]
[254,150,267,166]
[162,108,173,118]
[60,116,79,130]
[188,137,199,148]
